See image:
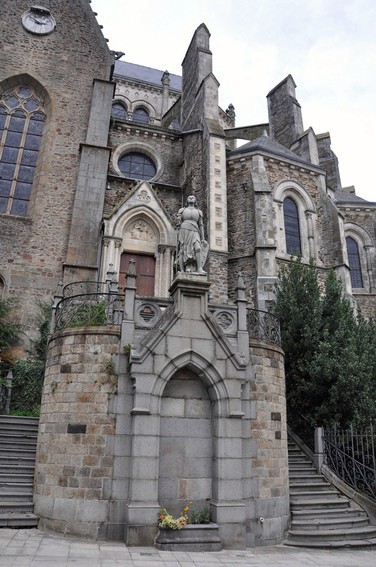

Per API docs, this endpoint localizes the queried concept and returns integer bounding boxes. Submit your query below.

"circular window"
[118,152,156,180]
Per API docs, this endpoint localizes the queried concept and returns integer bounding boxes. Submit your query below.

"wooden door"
[119,252,155,296]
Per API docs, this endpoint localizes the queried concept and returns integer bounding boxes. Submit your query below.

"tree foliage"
[9,301,52,416]
[273,259,376,428]
[0,298,21,360]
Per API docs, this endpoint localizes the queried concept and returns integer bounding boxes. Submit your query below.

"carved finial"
[237,272,245,290]
[226,103,235,119]
[162,70,170,87]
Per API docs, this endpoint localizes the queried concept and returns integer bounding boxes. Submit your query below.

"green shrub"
[9,359,44,416]
[70,301,107,327]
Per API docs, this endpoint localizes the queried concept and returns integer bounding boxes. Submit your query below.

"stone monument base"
[155,524,222,551]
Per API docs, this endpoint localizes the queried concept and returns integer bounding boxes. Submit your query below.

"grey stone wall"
[0,0,113,339]
[34,326,120,538]
[247,339,289,546]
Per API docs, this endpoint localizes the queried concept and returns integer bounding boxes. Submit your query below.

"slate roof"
[229,131,316,168]
[114,60,182,91]
[335,189,375,206]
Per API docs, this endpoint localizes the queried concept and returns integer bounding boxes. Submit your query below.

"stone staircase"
[286,438,376,548]
[0,415,39,527]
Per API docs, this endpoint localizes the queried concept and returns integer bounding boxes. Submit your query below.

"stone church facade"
[1,0,375,549]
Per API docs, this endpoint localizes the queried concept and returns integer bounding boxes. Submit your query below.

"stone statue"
[176,195,208,273]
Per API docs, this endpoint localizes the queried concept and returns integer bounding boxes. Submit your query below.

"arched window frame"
[346,236,363,289]
[283,196,301,256]
[133,105,150,124]
[274,180,317,262]
[127,100,155,125]
[111,101,128,121]
[344,223,374,292]
[112,141,163,182]
[0,83,47,217]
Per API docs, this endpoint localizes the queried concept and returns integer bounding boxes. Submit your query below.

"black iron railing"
[54,292,124,332]
[247,309,281,346]
[324,424,376,500]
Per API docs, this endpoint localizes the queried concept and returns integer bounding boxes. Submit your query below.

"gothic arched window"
[111,102,128,120]
[133,106,149,124]
[346,236,363,288]
[0,85,46,216]
[283,196,301,255]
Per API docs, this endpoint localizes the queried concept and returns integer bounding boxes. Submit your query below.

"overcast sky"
[91,0,375,203]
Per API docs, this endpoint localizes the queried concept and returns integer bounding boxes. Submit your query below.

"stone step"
[0,472,34,483]
[0,434,38,445]
[0,501,34,513]
[292,507,363,520]
[0,492,33,502]
[290,490,341,500]
[290,474,330,483]
[287,525,376,543]
[290,496,350,510]
[291,515,370,531]
[0,482,33,493]
[290,482,332,492]
[287,435,376,548]
[0,512,39,528]
[284,537,376,549]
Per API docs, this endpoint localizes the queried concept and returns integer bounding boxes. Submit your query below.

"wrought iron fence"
[324,424,376,500]
[62,281,113,297]
[54,292,124,332]
[247,309,281,346]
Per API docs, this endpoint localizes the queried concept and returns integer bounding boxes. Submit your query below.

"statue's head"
[186,195,197,207]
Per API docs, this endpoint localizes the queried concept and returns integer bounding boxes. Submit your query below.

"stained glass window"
[283,197,301,256]
[118,152,156,180]
[0,86,46,216]
[346,236,363,288]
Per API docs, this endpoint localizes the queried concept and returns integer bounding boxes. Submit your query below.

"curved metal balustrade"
[324,424,376,501]
[62,281,111,298]
[247,309,281,346]
[54,292,124,332]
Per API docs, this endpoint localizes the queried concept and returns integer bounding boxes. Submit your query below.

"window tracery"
[0,85,46,216]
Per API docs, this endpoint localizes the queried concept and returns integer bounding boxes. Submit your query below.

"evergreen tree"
[273,261,376,428]
[273,259,322,418]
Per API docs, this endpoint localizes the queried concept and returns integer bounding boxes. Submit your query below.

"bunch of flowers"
[158,506,189,530]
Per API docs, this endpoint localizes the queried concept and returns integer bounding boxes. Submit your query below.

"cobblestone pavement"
[0,529,375,566]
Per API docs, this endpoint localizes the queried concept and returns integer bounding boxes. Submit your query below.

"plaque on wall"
[22,6,56,36]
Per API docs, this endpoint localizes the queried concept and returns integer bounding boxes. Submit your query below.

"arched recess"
[149,353,233,516]
[158,367,213,515]
[101,182,176,297]
[273,180,317,261]
[0,74,52,217]
[344,222,375,291]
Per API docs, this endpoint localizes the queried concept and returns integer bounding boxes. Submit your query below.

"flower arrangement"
[158,507,188,530]
[158,503,211,530]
